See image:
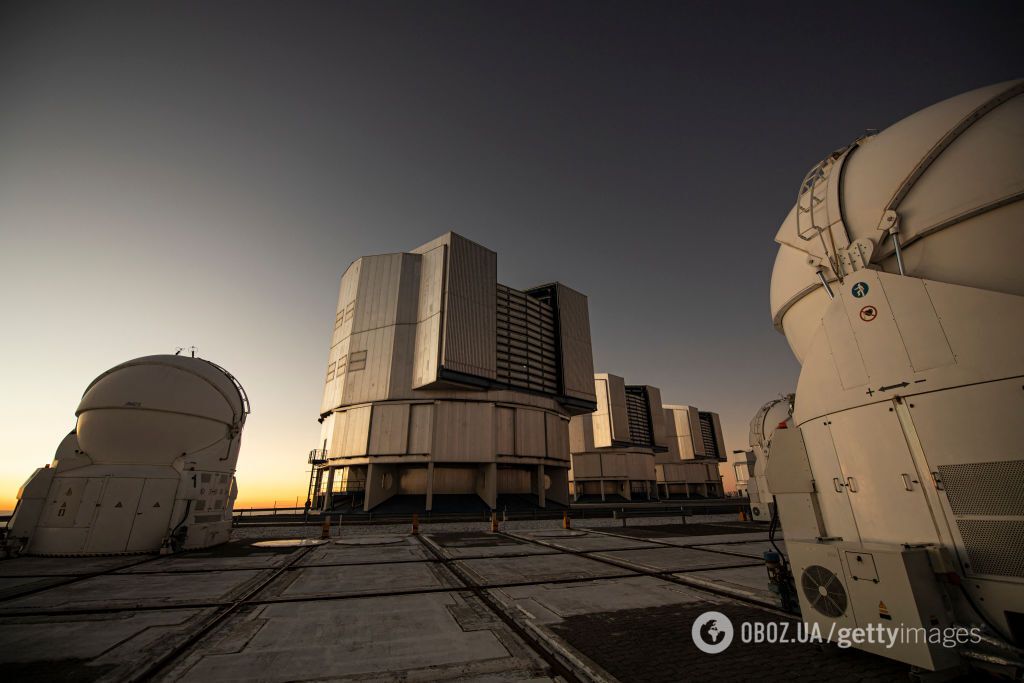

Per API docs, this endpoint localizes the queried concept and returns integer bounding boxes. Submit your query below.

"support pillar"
[321,467,335,512]
[536,463,546,508]
[545,466,570,507]
[426,462,434,512]
[476,463,497,510]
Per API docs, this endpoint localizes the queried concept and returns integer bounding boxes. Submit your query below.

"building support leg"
[425,462,434,512]
[321,467,335,512]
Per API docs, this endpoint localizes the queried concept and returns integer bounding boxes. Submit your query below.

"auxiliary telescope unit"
[5,355,249,556]
[765,79,1024,674]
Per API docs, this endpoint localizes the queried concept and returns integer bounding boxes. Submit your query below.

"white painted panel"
[368,403,410,455]
[126,478,177,552]
[408,403,433,454]
[556,284,596,402]
[85,478,144,553]
[515,408,546,457]
[545,412,569,460]
[441,234,497,379]
[828,402,939,545]
[800,420,861,543]
[339,405,371,457]
[433,401,494,462]
[496,406,515,455]
[601,452,626,477]
[880,276,955,372]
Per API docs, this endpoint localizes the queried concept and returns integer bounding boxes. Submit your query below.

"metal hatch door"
[84,477,144,554]
[126,478,178,552]
[827,401,940,546]
[800,419,861,543]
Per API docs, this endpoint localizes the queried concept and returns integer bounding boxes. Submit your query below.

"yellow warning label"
[879,601,892,620]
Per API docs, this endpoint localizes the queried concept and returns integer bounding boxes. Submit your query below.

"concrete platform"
[457,553,634,585]
[162,593,553,682]
[426,531,560,559]
[509,530,662,553]
[590,547,762,573]
[0,519,918,682]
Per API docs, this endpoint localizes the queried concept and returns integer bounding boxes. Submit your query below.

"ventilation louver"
[801,564,848,617]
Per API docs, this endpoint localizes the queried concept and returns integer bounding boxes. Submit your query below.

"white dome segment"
[5,355,249,556]
[771,79,1024,360]
[76,355,248,466]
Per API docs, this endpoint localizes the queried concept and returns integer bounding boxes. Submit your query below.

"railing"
[308,449,328,465]
[231,497,752,525]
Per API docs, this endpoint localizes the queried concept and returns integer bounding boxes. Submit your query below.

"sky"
[1,1,1021,509]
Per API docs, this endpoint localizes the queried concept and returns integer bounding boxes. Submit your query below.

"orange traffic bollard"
[738,510,748,522]
[321,515,331,539]
[490,512,498,533]
[411,512,419,535]
[562,511,571,530]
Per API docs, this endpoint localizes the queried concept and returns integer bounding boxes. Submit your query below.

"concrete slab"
[0,570,266,613]
[457,553,633,585]
[0,607,211,680]
[694,540,787,559]
[675,565,779,604]
[589,522,763,539]
[544,599,909,683]
[512,532,662,553]
[638,532,774,546]
[0,555,149,577]
[297,537,432,567]
[118,553,292,573]
[426,532,558,559]
[489,575,705,625]
[162,592,554,682]
[0,575,71,600]
[258,561,458,600]
[591,547,762,573]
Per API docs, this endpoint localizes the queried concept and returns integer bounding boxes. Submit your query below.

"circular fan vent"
[801,564,848,617]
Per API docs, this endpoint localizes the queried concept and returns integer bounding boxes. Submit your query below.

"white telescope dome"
[771,79,1024,362]
[76,355,248,466]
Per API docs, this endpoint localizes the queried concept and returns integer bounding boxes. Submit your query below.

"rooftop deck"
[0,515,912,682]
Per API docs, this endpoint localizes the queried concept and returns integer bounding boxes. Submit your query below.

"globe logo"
[691,611,734,654]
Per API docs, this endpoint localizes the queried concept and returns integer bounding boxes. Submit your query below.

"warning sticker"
[879,600,892,620]
[859,305,878,322]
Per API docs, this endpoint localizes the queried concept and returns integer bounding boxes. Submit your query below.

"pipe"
[890,229,906,276]
[816,269,835,299]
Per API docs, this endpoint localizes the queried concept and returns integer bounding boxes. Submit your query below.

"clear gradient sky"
[1,1,1022,509]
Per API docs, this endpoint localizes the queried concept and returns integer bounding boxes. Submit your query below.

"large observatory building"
[568,373,726,501]
[309,232,597,512]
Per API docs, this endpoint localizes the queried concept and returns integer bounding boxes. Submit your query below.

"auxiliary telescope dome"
[6,354,249,555]
[771,79,1024,362]
[76,355,248,465]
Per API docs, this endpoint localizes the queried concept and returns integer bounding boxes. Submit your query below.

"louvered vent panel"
[624,388,653,447]
[698,412,720,458]
[496,284,558,394]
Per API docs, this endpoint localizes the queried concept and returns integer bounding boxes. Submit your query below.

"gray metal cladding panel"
[956,519,1024,578]
[555,284,596,402]
[938,460,1024,516]
[441,235,497,379]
